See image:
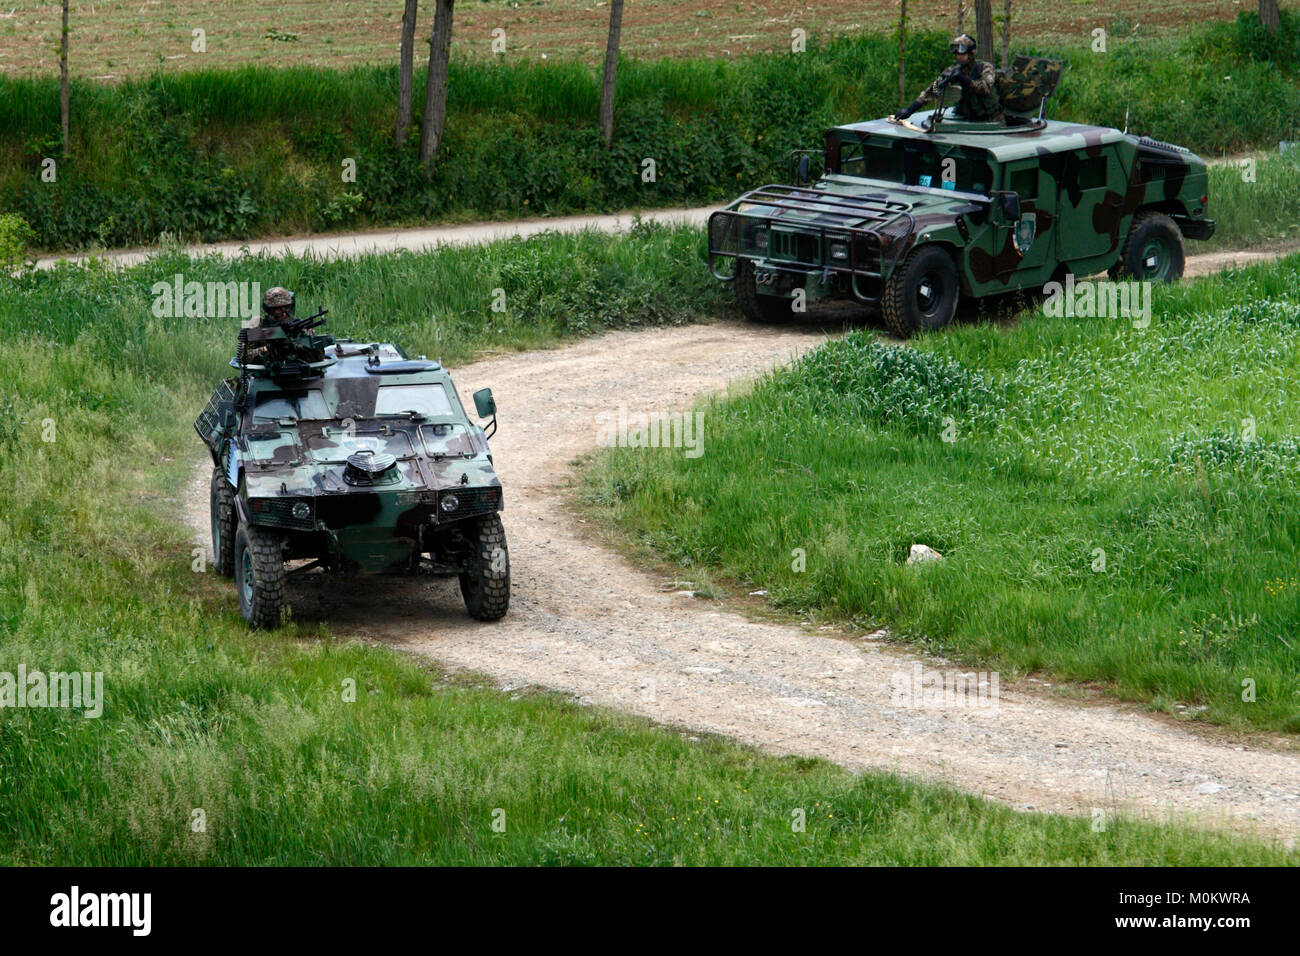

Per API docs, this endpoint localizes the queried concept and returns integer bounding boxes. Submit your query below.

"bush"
[0,213,34,272]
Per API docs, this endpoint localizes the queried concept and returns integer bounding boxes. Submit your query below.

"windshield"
[253,390,332,421]
[837,140,991,195]
[374,384,454,418]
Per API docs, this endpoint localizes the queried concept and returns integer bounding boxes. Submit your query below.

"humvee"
[708,57,1215,337]
[195,314,509,628]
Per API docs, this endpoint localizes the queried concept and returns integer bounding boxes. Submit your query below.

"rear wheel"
[882,245,960,338]
[234,522,286,629]
[1112,211,1185,282]
[210,467,236,578]
[735,259,796,323]
[459,514,510,621]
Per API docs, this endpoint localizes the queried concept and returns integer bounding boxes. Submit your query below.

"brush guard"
[708,185,916,304]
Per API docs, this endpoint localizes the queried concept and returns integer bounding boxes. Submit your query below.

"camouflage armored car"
[708,56,1215,337]
[196,315,509,627]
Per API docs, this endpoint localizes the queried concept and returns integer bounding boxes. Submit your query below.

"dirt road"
[184,315,1300,844]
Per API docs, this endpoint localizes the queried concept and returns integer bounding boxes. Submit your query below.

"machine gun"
[236,308,336,381]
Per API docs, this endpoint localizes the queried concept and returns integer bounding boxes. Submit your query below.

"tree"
[60,0,70,157]
[396,0,419,146]
[1001,0,1011,69]
[974,0,993,63]
[956,0,963,35]
[1261,0,1281,33]
[419,0,455,169]
[598,0,624,148]
[897,0,908,108]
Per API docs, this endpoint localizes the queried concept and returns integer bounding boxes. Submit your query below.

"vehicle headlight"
[751,225,769,251]
[829,241,849,261]
[440,494,460,513]
[291,501,311,520]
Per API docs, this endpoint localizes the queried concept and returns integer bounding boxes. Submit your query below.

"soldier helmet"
[950,34,977,55]
[262,287,295,312]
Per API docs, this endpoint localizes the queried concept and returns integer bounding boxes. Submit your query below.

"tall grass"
[5,231,1293,863]
[582,254,1300,734]
[2,14,1298,252]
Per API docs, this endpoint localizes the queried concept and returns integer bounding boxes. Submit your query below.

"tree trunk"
[957,0,963,35]
[897,0,907,107]
[1001,0,1011,69]
[60,0,70,158]
[598,0,624,148]
[1261,0,1281,33]
[974,0,993,63]
[419,0,455,169]
[396,0,419,146]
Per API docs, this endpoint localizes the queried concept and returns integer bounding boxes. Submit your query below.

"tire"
[234,522,286,629]
[1112,210,1185,282]
[459,514,510,621]
[210,467,236,578]
[735,259,796,323]
[882,245,960,338]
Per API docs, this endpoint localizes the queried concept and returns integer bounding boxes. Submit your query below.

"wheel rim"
[239,545,254,606]
[916,273,939,315]
[1138,238,1169,279]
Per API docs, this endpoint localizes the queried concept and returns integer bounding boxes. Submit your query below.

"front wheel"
[882,245,960,338]
[1112,211,1185,282]
[459,514,510,621]
[735,259,796,323]
[234,522,286,629]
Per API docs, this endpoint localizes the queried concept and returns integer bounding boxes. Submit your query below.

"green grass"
[1,229,1294,864]
[1204,149,1300,251]
[3,14,1300,251]
[582,254,1300,735]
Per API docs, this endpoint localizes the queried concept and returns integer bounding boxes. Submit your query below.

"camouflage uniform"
[241,287,295,364]
[913,59,1002,121]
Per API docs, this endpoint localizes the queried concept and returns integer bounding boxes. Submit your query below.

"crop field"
[3,0,1298,79]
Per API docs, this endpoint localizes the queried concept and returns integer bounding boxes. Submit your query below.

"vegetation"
[3,14,1299,252]
[582,253,1300,734]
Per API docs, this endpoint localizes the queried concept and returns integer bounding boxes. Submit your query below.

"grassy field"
[1,227,1295,864]
[5,0,1295,78]
[4,15,1300,252]
[582,252,1300,735]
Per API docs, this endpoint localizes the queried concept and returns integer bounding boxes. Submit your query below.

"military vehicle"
[708,56,1215,337]
[195,313,509,628]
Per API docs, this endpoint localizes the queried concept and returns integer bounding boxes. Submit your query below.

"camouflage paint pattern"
[709,110,1212,302]
[197,341,503,574]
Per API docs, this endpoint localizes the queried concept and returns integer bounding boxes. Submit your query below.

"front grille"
[770,230,821,264]
[440,486,503,520]
[248,496,314,530]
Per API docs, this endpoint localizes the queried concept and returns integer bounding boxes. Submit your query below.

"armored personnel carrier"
[708,56,1215,337]
[195,314,509,628]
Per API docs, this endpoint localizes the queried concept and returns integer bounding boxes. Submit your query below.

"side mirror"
[473,388,496,419]
[218,402,237,431]
[797,154,811,184]
[473,388,498,440]
[999,191,1022,222]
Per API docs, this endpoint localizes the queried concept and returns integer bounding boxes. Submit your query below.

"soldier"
[893,34,1002,124]
[240,287,295,364]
